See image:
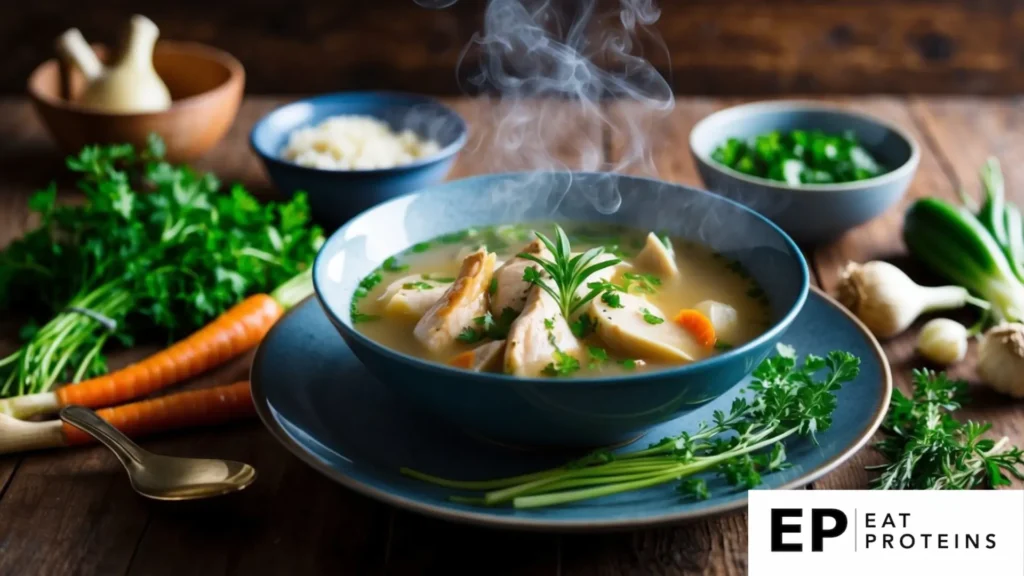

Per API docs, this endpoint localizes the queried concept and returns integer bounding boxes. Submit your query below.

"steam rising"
[453,0,674,214]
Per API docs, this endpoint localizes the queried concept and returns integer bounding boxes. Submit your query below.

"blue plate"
[251,287,890,531]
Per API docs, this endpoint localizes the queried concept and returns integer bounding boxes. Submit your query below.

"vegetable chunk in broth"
[352,223,769,378]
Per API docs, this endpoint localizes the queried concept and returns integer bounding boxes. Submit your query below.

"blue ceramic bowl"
[312,172,809,447]
[250,92,468,230]
[690,101,920,244]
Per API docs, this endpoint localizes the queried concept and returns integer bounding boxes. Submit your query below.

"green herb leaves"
[869,369,1024,490]
[640,308,664,325]
[401,345,861,508]
[518,225,621,321]
[711,130,886,185]
[0,136,323,396]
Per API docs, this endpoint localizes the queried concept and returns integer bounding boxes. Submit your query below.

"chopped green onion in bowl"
[710,129,888,186]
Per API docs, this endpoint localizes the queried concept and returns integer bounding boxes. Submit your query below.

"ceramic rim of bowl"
[26,41,245,118]
[250,285,892,531]
[312,170,811,386]
[249,91,469,176]
[689,99,921,193]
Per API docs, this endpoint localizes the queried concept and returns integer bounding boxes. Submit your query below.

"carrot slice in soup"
[448,350,476,369]
[674,309,716,348]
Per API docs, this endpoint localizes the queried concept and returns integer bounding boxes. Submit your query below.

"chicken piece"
[378,274,453,320]
[635,232,678,277]
[694,300,740,343]
[490,239,552,316]
[448,340,507,372]
[414,250,497,353]
[504,286,582,377]
[588,292,698,362]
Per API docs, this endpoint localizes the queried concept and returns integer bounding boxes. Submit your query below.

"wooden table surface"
[0,96,1021,575]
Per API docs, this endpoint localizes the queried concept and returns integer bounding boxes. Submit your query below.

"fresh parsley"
[382,256,409,273]
[587,346,608,368]
[0,136,323,396]
[640,308,664,325]
[402,345,861,508]
[623,272,661,294]
[869,369,1024,490]
[600,291,623,309]
[570,313,597,338]
[402,281,435,291]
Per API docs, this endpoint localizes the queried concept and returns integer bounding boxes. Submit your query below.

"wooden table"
[0,96,1021,575]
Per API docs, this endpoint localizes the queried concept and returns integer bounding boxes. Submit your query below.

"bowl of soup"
[313,172,809,447]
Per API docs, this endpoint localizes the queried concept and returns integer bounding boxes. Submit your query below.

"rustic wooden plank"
[4,1,1024,96]
[561,514,748,576]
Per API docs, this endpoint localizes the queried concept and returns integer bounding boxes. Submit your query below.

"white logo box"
[749,490,1024,575]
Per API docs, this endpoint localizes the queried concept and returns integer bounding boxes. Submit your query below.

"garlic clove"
[978,323,1024,398]
[916,318,968,366]
[836,261,926,338]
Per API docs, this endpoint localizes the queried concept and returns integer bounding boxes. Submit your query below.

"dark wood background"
[5,0,1023,96]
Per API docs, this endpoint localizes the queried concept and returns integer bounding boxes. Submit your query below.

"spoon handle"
[59,405,147,467]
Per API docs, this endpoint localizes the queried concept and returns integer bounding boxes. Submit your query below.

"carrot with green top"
[0,381,255,454]
[0,269,312,420]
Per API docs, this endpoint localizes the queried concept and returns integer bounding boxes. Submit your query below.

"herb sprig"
[518,225,620,321]
[402,345,860,508]
[869,369,1024,490]
[0,136,322,396]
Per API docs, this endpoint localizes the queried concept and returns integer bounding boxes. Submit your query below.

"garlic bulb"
[978,323,1024,398]
[836,261,984,339]
[916,318,968,365]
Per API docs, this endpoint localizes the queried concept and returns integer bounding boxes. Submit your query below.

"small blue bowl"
[690,101,920,244]
[250,92,468,230]
[312,172,809,447]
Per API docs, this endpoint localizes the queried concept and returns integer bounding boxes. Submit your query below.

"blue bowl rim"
[312,171,811,386]
[249,90,469,176]
[689,99,921,193]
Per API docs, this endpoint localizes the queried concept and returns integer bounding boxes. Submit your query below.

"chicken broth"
[352,223,770,377]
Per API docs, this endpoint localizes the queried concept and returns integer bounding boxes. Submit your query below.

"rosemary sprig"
[518,225,621,320]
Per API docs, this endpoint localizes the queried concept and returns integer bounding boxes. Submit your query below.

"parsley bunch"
[869,369,1024,489]
[401,345,860,508]
[0,136,322,397]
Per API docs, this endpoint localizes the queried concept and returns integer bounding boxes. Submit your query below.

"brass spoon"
[59,405,257,500]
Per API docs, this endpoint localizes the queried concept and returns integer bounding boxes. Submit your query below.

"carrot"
[448,350,476,369]
[62,381,255,445]
[674,309,716,348]
[58,295,281,410]
[0,268,312,420]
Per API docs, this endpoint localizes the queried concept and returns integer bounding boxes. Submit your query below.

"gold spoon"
[59,405,257,500]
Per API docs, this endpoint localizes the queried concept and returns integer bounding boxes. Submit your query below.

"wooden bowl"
[27,41,245,162]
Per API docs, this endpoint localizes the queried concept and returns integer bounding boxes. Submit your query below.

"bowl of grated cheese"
[251,92,467,230]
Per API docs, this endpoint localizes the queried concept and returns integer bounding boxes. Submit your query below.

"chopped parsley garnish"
[350,271,384,323]
[600,291,623,308]
[468,307,518,341]
[570,313,597,338]
[587,346,608,368]
[618,359,640,370]
[457,326,484,344]
[640,308,664,325]
[382,256,409,273]
[411,241,432,253]
[623,272,661,294]
[421,273,455,283]
[541,315,580,376]
[402,281,435,291]
[489,277,498,295]
[658,234,673,252]
[543,350,581,377]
